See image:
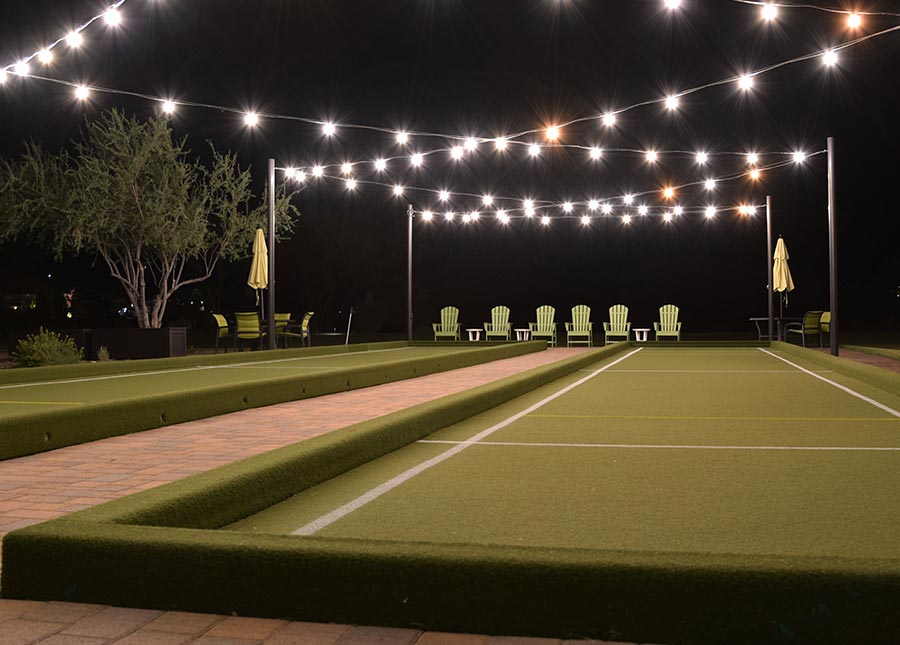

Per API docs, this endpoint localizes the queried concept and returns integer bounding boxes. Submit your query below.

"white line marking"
[758,348,900,418]
[291,347,644,536]
[583,369,833,373]
[417,440,900,452]
[0,347,415,391]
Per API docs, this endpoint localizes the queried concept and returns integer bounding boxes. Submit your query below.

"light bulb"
[761,4,777,21]
[13,61,30,76]
[601,203,613,215]
[374,159,387,171]
[589,147,602,160]
[346,179,357,191]
[705,206,717,219]
[696,151,709,164]
[623,194,634,205]
[588,199,600,211]
[705,179,716,191]
[411,153,424,167]
[622,215,632,225]
[792,151,806,163]
[322,122,336,136]
[66,31,84,47]
[438,190,450,201]
[482,195,493,206]
[494,137,508,151]
[74,85,90,100]
[161,100,176,114]
[541,216,551,226]
[393,185,405,196]
[602,113,616,127]
[464,137,478,151]
[312,166,324,177]
[422,210,433,221]
[528,144,541,157]
[738,75,754,91]
[545,126,560,141]
[562,202,574,213]
[646,150,658,163]
[665,95,679,111]
[746,153,759,165]
[244,112,259,127]
[663,187,675,199]
[638,205,649,216]
[450,146,464,160]
[847,13,861,29]
[823,50,839,67]
[38,49,53,64]
[104,8,121,26]
[396,131,409,145]
[581,215,591,226]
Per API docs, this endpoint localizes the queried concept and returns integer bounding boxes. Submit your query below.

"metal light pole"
[766,195,774,344]
[407,204,414,341]
[827,137,839,356]
[267,158,276,350]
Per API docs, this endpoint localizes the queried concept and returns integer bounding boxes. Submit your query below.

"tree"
[0,110,297,328]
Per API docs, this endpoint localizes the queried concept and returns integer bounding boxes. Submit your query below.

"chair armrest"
[528,323,537,332]
[602,322,610,331]
[432,323,440,332]
[784,322,802,333]
[565,323,574,332]
[483,323,491,332]
[675,322,682,331]
[653,323,661,331]
[587,322,593,331]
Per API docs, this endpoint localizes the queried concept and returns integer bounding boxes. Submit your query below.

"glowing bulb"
[705,206,717,219]
[646,150,658,163]
[638,205,649,216]
[562,202,574,213]
[393,185,405,196]
[738,205,749,215]
[295,170,307,183]
[581,215,591,226]
[284,168,297,180]
[464,137,478,151]
[674,205,684,216]
[696,151,709,164]
[498,210,510,224]
[746,206,757,215]
[0,71,7,85]
[792,151,806,163]
[738,75,754,91]
[665,95,679,111]
[525,207,535,217]
[528,144,541,157]
[312,166,324,177]
[482,195,493,206]
[588,199,600,211]
[450,146,464,160]
[341,163,353,175]
[494,137,508,151]
[541,216,551,226]
[13,61,30,76]
[546,126,560,141]
[589,147,602,160]
[411,153,424,167]
[847,13,861,29]
[602,113,616,127]
[396,131,409,145]
[444,211,454,221]
[705,179,716,191]
[346,179,357,191]
[374,159,387,171]
[664,0,682,9]
[161,100,176,114]
[622,215,632,225]
[823,50,839,66]
[663,187,675,199]
[66,31,83,47]
[761,4,777,21]
[463,213,472,224]
[37,49,53,64]
[438,190,450,201]
[623,194,634,205]
[322,122,336,136]
[746,153,759,165]
[471,211,481,221]
[422,210,433,221]
[523,199,534,209]
[664,212,673,222]
[750,169,762,180]
[104,8,121,26]
[244,112,259,127]
[601,203,613,215]
[74,85,90,100]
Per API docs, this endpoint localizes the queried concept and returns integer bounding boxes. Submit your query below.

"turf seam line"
[290,346,644,536]
[758,348,900,418]
[525,414,897,421]
[417,440,900,451]
[590,369,835,373]
[0,347,415,391]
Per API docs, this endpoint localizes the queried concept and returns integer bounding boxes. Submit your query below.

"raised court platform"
[3,343,900,643]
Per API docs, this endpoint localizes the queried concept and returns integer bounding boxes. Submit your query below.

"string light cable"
[726,0,900,19]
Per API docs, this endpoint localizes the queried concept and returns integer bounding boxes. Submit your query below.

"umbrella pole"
[827,137,839,356]
[766,196,774,344]
[266,158,277,350]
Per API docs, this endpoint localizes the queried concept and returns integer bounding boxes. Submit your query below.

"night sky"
[1,0,899,336]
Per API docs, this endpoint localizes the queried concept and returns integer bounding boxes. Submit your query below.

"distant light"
[545,126,560,141]
[396,131,409,145]
[541,216,551,226]
[104,8,122,26]
[588,199,600,211]
[705,179,716,190]
[581,215,591,226]
[161,100,176,114]
[823,50,839,66]
[438,190,450,201]
[393,185,405,196]
[525,207,536,217]
[562,202,574,213]
[646,150,658,163]
[296,170,307,182]
[37,49,53,64]
[623,194,634,205]
[66,31,84,48]
[696,151,709,164]
[792,151,807,163]
[482,195,493,206]
[523,198,535,209]
[450,146,464,160]
[528,144,541,157]
[411,153,424,167]
[322,122,337,136]
[0,71,6,84]
[341,162,353,175]
[705,206,717,219]
[738,205,749,216]
[374,159,387,171]
[663,211,673,222]
[750,169,762,180]
[345,179,357,191]
[464,137,478,151]
[738,75,754,91]
[746,152,759,165]
[664,95,679,111]
[494,137,508,151]
[471,211,481,221]
[498,210,510,224]
[312,165,324,177]
[589,147,603,160]
[74,85,90,100]
[284,168,297,180]
[463,213,472,224]
[244,112,259,127]
[601,203,613,215]
[663,187,675,199]
[761,4,778,21]
[444,211,455,221]
[422,210,433,221]
[664,0,682,9]
[638,205,649,216]
[602,113,617,127]
[13,61,30,76]
[847,13,862,29]
[674,205,684,216]
[622,214,632,225]
[746,205,757,215]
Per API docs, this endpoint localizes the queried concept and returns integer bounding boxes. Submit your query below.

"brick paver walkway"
[0,348,645,645]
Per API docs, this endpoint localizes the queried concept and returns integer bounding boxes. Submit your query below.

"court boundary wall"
[4,341,899,644]
[773,341,900,396]
[0,340,542,460]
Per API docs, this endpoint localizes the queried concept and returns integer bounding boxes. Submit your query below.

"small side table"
[465,328,482,341]
[633,328,650,342]
[514,328,530,341]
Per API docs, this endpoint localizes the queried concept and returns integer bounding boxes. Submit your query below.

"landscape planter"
[89,327,187,360]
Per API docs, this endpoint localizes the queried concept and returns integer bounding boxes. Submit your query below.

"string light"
[581,215,591,226]
[761,3,778,21]
[602,113,617,127]
[482,195,494,206]
[622,215,632,225]
[13,61,30,76]
[705,179,716,190]
[664,0,682,10]
[74,85,90,100]
[541,216,551,226]
[393,185,405,196]
[663,187,675,199]
[588,199,600,211]
[705,206,717,219]
[444,211,454,221]
[341,162,353,175]
[410,153,424,167]
[792,151,806,163]
[645,150,658,163]
[623,194,634,205]
[322,122,337,136]
[665,96,680,111]
[464,137,478,151]
[847,13,862,29]
[374,159,388,171]
[823,50,839,66]
[498,210,510,224]
[545,126,560,141]
[37,50,54,64]
[396,131,409,145]
[450,146,464,160]
[738,75,754,90]
[696,152,709,164]
[422,210,433,221]
[746,153,759,165]
[439,190,450,201]
[494,137,508,151]
[161,99,176,114]
[638,205,650,216]
[601,203,613,215]
[312,165,324,178]
[589,147,603,160]
[104,8,122,26]
[243,112,259,127]
[66,31,84,48]
[562,201,574,213]
[346,179,357,190]
[0,71,6,85]
[528,144,541,157]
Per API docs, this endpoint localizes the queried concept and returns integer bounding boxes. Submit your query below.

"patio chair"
[565,305,593,347]
[529,305,557,347]
[433,306,461,341]
[603,304,631,345]
[274,312,292,347]
[483,305,511,341]
[819,311,831,345]
[280,311,315,347]
[234,312,265,350]
[212,313,231,353]
[785,310,825,347]
[653,304,682,341]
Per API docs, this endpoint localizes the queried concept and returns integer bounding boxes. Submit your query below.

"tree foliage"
[0,110,298,328]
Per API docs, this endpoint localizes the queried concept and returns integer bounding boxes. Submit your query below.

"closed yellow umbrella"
[248,228,268,308]
[773,236,795,316]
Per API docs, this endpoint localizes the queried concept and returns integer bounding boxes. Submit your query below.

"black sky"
[1,0,899,334]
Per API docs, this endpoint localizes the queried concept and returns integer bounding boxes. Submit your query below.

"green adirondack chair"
[653,304,682,341]
[529,305,557,347]
[603,304,631,345]
[565,305,593,347]
[484,305,511,341]
[433,306,461,341]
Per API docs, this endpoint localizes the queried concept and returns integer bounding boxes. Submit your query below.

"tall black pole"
[827,137,839,356]
[407,204,414,342]
[267,158,276,350]
[766,196,774,344]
